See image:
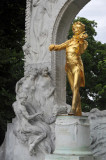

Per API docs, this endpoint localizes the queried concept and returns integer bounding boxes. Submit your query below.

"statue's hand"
[36,112,44,120]
[37,111,43,116]
[49,44,55,51]
[79,31,88,40]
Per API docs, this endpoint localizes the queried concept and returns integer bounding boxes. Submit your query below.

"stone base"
[54,115,92,155]
[45,154,94,160]
[45,115,95,160]
[0,120,44,160]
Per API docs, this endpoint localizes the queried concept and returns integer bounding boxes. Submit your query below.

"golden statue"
[49,21,88,116]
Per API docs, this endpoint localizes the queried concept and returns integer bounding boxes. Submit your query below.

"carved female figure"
[31,0,57,62]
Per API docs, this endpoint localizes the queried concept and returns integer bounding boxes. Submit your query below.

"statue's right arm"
[15,77,25,93]
[49,40,70,51]
[21,107,43,120]
[21,107,32,120]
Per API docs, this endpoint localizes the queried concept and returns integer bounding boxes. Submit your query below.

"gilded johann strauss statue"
[49,21,88,116]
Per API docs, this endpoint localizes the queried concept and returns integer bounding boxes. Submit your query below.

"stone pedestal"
[45,115,94,160]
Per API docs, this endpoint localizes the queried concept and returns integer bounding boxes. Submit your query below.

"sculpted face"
[73,24,83,35]
[72,21,85,35]
[42,67,49,77]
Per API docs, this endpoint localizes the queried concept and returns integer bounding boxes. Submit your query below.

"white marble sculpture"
[45,115,94,160]
[23,0,91,102]
[1,0,106,160]
[87,109,106,160]
[12,66,69,156]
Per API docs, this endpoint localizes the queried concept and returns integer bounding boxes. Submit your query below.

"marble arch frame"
[51,0,90,102]
[24,0,90,102]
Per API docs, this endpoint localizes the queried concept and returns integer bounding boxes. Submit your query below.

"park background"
[0,0,106,146]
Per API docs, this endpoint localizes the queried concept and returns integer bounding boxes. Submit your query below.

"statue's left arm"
[78,31,88,54]
[79,40,88,55]
[21,106,43,120]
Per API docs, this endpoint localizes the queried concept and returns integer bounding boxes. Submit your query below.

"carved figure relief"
[29,0,57,62]
[13,66,68,155]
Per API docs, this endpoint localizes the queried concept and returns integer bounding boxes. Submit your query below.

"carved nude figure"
[14,71,47,155]
[13,100,47,155]
[13,68,56,155]
[49,21,88,116]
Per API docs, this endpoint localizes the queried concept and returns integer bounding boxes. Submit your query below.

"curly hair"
[72,21,85,32]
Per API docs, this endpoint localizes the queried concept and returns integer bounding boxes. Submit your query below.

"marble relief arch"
[24,0,90,102]
[13,0,90,156]
[17,0,91,156]
[1,1,106,160]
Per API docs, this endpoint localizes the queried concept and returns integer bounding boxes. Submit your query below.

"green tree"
[67,17,106,112]
[0,0,25,144]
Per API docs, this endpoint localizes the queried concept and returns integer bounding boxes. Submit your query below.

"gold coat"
[53,37,88,87]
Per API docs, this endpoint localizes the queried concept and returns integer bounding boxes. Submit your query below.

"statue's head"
[42,67,49,77]
[72,21,85,35]
[32,68,38,77]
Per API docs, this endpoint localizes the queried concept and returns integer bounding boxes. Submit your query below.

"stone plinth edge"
[54,115,92,156]
[45,154,94,160]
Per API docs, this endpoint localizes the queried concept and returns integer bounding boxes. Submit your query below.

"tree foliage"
[67,17,106,112]
[0,0,25,144]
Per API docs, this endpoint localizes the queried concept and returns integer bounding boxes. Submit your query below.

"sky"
[76,0,106,44]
